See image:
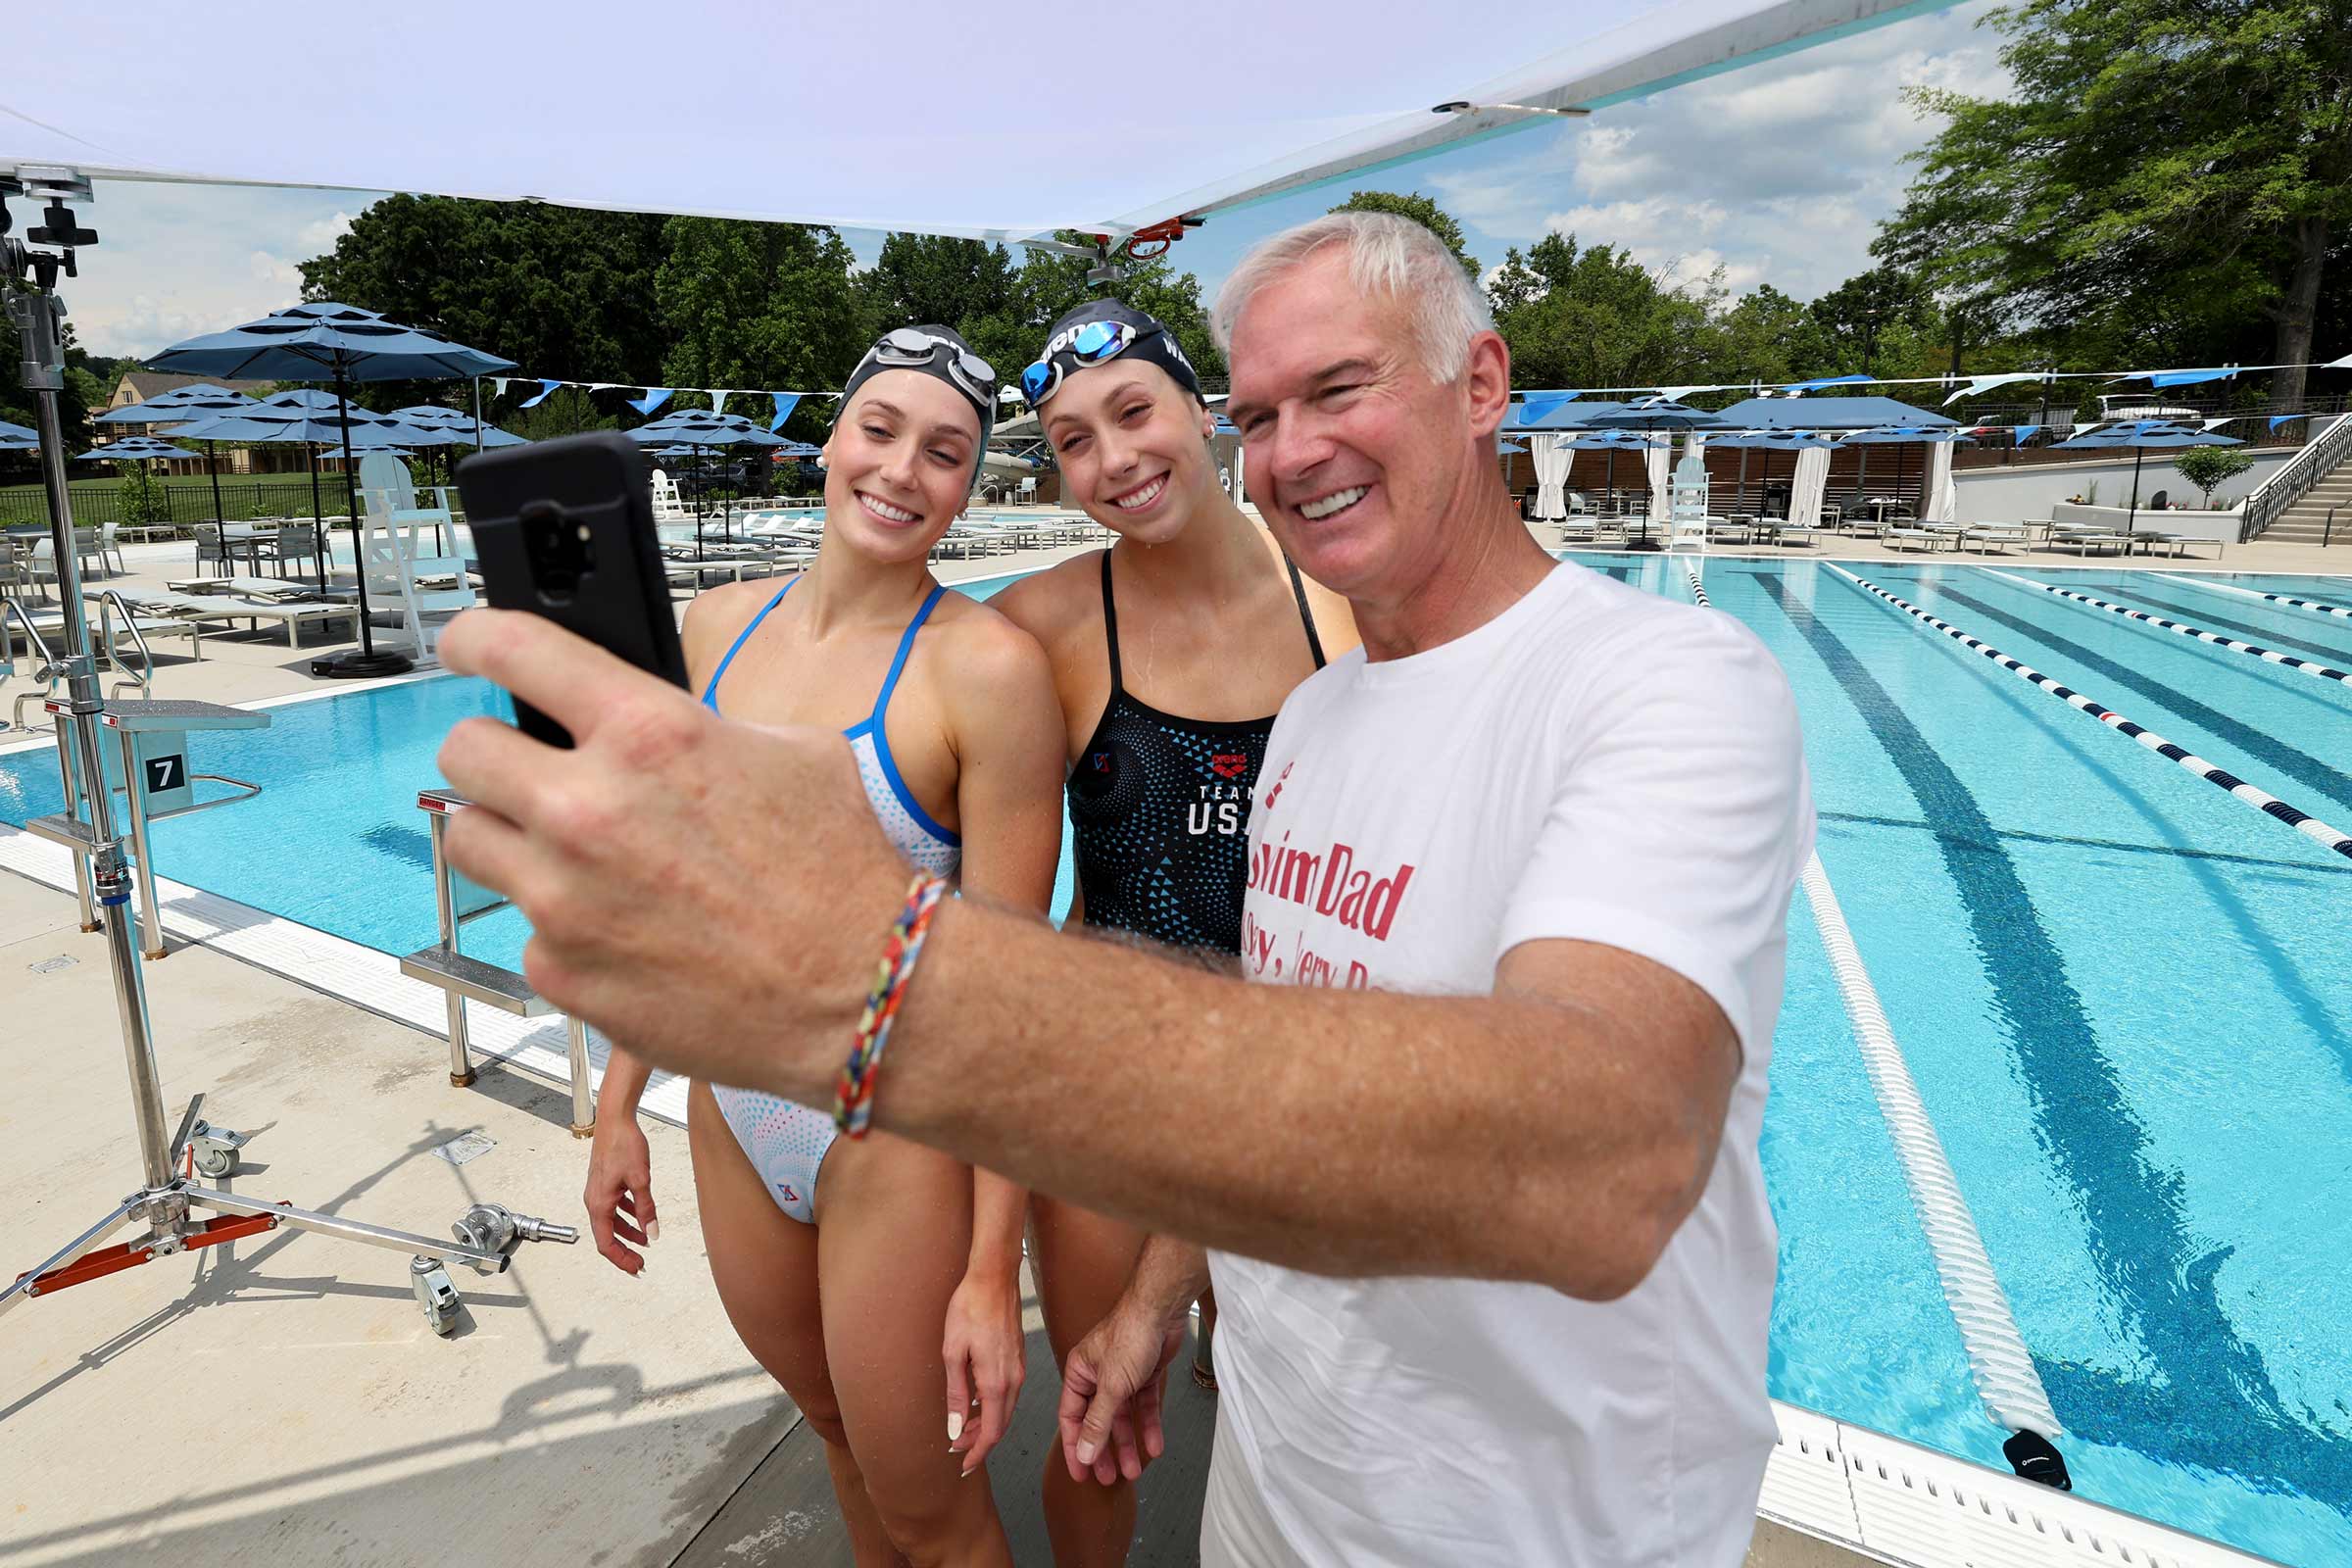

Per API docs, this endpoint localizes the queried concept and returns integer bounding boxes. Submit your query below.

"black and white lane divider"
[1691,558,2071,1485]
[1829,566,2352,862]
[2170,575,2352,622]
[1984,569,2352,687]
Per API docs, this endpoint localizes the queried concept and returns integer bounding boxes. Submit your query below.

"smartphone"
[458,431,687,748]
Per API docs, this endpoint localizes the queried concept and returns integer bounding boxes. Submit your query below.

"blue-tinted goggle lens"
[1021,361,1058,405]
[1070,320,1133,364]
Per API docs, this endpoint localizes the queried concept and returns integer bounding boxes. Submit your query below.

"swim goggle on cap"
[1021,303,1202,409]
[836,325,999,482]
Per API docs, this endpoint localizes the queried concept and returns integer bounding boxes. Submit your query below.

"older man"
[437,211,1811,1565]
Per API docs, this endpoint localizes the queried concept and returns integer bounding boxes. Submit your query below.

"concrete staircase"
[2262,459,2352,544]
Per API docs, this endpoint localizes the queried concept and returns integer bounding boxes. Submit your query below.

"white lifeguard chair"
[1665,447,1712,555]
[357,453,476,664]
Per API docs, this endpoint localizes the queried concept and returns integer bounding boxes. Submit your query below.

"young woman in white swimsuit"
[585,326,1065,1566]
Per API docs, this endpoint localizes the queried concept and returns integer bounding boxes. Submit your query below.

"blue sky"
[65,1,2007,364]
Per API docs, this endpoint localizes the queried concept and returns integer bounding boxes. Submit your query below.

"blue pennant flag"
[517,378,562,409]
[770,392,803,433]
[1517,391,1577,424]
[2012,424,2040,445]
[629,387,674,416]
[2270,413,2314,431]
[1781,373,1871,392]
[2146,367,2232,388]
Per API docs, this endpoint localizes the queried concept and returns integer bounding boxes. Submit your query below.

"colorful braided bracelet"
[834,872,950,1138]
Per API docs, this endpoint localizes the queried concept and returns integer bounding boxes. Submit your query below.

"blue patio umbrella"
[96,383,266,527]
[1835,425,1972,517]
[1560,428,1663,522]
[1570,404,1723,546]
[0,419,38,451]
[1709,429,1833,514]
[173,402,456,591]
[149,302,514,676]
[74,435,200,462]
[2051,419,2240,535]
[629,410,787,555]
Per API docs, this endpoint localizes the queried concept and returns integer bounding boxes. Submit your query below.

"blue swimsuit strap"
[700,577,798,712]
[855,584,959,848]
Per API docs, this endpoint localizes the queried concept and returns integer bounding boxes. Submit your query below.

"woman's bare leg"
[686,1081,905,1566]
[1031,1195,1151,1568]
[818,1133,1015,1568]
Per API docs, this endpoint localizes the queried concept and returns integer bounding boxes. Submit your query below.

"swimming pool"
[4,557,2348,1567]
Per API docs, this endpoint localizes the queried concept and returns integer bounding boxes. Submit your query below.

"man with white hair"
[436,210,1813,1566]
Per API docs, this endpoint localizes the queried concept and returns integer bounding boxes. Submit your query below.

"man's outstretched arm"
[435,609,1786,1298]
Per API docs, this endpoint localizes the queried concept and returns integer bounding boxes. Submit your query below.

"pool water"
[5,559,2349,1566]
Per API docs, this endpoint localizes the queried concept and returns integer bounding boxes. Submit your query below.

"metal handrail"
[2241,411,2352,542]
[2,592,55,678]
[90,590,154,697]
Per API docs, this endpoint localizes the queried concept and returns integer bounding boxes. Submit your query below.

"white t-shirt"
[1203,561,1813,1568]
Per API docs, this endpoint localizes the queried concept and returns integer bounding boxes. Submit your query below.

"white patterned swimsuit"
[699,578,961,1223]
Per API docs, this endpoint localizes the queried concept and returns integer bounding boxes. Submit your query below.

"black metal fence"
[0,476,343,529]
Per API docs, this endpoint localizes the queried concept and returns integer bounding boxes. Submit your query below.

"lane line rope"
[2169,576,2352,621]
[1826,566,2352,862]
[1983,570,2352,688]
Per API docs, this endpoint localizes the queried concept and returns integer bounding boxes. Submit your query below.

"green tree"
[1327,191,1482,279]
[858,234,1018,340]
[299,194,672,400]
[655,217,868,437]
[1487,233,1714,390]
[2173,443,2257,506]
[1875,0,2352,409]
[115,461,171,526]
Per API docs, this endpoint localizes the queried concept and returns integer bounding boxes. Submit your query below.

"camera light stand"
[2,171,574,1337]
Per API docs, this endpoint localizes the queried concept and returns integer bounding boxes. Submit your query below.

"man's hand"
[434,610,903,1098]
[1057,1296,1186,1487]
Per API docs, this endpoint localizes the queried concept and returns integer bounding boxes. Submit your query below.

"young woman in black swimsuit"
[991,301,1355,1568]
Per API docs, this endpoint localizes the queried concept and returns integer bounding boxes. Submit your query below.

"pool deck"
[0,867,1861,1566]
[4,515,2331,1565]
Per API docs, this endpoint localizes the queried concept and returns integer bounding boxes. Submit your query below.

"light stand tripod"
[1,171,575,1336]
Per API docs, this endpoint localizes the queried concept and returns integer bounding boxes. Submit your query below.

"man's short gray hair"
[1210,210,1495,383]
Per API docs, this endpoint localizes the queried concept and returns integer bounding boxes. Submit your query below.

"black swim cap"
[836,323,999,487]
[1024,299,1203,409]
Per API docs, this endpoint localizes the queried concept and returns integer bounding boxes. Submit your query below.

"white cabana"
[1529,434,1571,520]
[1923,436,1959,522]
[1788,442,1833,528]
[9,2,1930,240]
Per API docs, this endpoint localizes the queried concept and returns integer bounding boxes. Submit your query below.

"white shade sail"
[8,0,1928,239]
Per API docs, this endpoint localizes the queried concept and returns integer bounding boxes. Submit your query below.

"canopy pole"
[206,440,224,529]
[2128,446,2144,537]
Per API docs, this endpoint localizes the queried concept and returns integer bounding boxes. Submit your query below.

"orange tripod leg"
[14,1207,284,1299]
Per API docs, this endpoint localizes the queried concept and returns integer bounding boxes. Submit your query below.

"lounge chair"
[1884,526,1939,553]
[2050,528,2128,558]
[1961,525,2029,555]
[92,585,359,649]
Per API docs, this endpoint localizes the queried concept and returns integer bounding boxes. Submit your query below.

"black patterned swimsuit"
[1067,549,1325,955]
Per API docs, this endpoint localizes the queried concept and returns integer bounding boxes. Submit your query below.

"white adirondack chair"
[357,453,475,662]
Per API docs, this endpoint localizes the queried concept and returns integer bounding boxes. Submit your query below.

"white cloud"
[1428,0,2011,302]
[296,211,355,252]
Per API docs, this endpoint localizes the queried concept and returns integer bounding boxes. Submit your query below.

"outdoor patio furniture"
[92,585,360,649]
[1961,525,2030,555]
[99,521,127,575]
[2051,528,2129,557]
[254,521,322,579]
[1885,526,1939,553]
[165,575,329,602]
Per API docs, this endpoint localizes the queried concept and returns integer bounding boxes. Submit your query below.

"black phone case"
[457,431,687,748]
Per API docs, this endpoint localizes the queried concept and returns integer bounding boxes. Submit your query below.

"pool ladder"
[400,788,597,1138]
